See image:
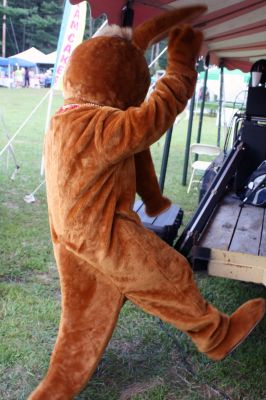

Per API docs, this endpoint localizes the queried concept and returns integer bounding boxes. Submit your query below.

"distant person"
[24,67,30,88]
[199,86,210,101]
[14,68,23,88]
[44,69,52,88]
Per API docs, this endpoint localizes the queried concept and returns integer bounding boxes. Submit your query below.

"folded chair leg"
[187,168,195,193]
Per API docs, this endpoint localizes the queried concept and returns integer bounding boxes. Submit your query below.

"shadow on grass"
[77,278,266,400]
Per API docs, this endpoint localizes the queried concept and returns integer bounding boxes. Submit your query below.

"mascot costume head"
[28,2,265,399]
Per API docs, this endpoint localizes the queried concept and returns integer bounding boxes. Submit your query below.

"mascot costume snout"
[29,3,265,399]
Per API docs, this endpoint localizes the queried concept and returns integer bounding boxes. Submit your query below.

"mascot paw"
[205,298,266,361]
[168,24,203,68]
[145,196,171,217]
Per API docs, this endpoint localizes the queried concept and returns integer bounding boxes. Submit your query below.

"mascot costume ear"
[28,3,265,400]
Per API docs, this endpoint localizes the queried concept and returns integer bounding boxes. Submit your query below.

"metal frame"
[159,126,173,192]
[175,137,246,257]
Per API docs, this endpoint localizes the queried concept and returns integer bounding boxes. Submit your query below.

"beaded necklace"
[56,102,103,114]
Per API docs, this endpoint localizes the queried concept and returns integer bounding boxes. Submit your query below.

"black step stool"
[133,199,183,246]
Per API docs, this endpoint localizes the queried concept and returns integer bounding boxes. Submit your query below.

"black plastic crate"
[133,200,183,246]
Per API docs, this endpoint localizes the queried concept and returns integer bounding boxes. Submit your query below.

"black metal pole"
[121,1,134,26]
[217,61,224,147]
[182,91,196,186]
[159,126,173,192]
[195,54,210,159]
[197,57,209,143]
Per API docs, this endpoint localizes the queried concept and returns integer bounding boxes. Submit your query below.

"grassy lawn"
[0,88,265,400]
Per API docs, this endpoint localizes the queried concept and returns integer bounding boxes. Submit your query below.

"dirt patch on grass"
[110,338,140,355]
[2,201,19,210]
[119,377,164,400]
[0,264,59,285]
[0,365,34,400]
[0,274,25,283]
[165,351,232,400]
[28,263,59,284]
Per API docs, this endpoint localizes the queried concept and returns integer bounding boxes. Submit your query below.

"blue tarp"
[0,57,9,66]
[0,57,36,67]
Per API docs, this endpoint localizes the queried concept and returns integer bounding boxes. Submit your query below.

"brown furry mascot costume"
[29,4,265,399]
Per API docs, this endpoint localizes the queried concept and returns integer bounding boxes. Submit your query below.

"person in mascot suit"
[28,3,265,399]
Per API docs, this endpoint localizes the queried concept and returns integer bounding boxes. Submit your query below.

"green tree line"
[0,0,109,57]
[0,0,66,56]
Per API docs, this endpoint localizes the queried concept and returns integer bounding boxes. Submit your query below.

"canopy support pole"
[217,60,224,147]
[2,0,7,57]
[159,126,173,192]
[122,1,134,26]
[195,54,209,159]
[182,90,196,186]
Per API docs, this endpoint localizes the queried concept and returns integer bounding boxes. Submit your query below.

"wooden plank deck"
[195,193,266,285]
[200,195,242,250]
[200,193,266,255]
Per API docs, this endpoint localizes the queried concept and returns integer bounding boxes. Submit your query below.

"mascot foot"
[205,298,265,361]
[145,196,171,217]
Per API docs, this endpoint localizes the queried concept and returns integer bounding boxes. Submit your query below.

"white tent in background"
[44,51,57,65]
[9,47,50,64]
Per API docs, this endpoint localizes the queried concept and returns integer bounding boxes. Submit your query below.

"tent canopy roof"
[71,0,266,72]
[0,56,36,67]
[45,51,57,65]
[9,47,55,65]
[0,56,10,66]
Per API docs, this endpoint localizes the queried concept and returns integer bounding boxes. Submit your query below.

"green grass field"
[0,88,265,400]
